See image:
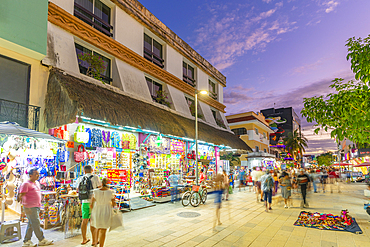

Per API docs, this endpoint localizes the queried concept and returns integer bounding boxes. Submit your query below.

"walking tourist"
[297,168,310,208]
[77,165,102,246]
[310,170,319,193]
[238,168,246,191]
[251,167,258,193]
[321,168,328,193]
[273,170,279,195]
[279,172,292,208]
[222,170,229,200]
[18,168,54,247]
[90,178,115,247]
[199,169,206,184]
[213,173,224,228]
[261,170,274,212]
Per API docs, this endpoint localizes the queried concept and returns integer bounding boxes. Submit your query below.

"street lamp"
[195,89,208,185]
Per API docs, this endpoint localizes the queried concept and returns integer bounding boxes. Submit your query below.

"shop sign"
[107,169,128,182]
[170,140,185,154]
[66,141,74,148]
[147,135,170,154]
[358,148,370,157]
[190,144,215,160]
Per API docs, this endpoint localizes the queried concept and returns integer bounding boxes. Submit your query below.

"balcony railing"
[74,3,113,37]
[144,47,164,68]
[183,75,196,87]
[0,99,40,131]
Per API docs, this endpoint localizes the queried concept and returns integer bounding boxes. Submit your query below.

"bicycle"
[182,185,207,207]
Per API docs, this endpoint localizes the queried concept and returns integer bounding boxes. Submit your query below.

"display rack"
[112,182,131,212]
[60,195,81,239]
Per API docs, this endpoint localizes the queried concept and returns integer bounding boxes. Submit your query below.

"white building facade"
[43,0,229,130]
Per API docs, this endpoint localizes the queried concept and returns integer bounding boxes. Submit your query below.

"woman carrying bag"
[90,178,116,247]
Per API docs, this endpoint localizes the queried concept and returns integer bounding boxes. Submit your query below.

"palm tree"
[284,130,308,162]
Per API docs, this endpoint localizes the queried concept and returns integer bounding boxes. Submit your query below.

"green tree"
[301,36,370,145]
[220,152,240,166]
[78,53,107,83]
[283,130,308,162]
[316,152,334,167]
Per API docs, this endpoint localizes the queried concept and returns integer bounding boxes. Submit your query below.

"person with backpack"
[76,165,102,245]
[297,168,311,208]
[261,170,274,212]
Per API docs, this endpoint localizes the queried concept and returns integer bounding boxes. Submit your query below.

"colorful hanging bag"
[59,146,70,163]
[74,125,89,143]
[85,128,92,147]
[91,128,102,147]
[74,145,89,162]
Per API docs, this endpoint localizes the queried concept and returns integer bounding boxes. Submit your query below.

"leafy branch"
[78,53,107,83]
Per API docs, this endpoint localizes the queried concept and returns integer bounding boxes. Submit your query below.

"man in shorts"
[77,165,101,245]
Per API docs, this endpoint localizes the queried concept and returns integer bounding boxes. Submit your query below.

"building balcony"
[0,98,41,131]
[74,2,113,37]
[240,130,269,145]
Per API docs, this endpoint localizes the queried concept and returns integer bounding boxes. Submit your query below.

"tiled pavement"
[4,183,370,247]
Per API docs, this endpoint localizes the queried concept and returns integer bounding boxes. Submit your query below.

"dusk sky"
[138,0,370,155]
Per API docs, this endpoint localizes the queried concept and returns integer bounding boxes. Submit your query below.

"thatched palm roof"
[44,69,251,151]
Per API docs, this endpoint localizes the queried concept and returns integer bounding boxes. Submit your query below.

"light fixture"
[199,90,208,95]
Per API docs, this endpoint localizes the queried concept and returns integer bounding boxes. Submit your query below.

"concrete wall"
[197,69,208,92]
[199,102,217,126]
[42,23,80,74]
[166,46,182,80]
[50,0,74,15]
[0,46,50,132]
[0,0,48,60]
[115,59,152,101]
[167,85,192,117]
[218,83,224,104]
[114,6,144,56]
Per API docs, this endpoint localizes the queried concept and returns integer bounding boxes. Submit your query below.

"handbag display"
[74,145,89,163]
[109,208,123,231]
[59,147,70,163]
[53,125,69,140]
[74,125,89,143]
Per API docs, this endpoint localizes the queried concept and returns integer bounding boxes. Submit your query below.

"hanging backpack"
[266,175,274,191]
[78,175,94,200]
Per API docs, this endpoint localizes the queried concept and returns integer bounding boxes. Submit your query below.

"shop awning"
[0,121,65,142]
[44,69,251,151]
[353,162,370,167]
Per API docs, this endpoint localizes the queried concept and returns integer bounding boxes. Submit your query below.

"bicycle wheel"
[181,191,191,207]
[201,189,207,204]
[190,191,201,207]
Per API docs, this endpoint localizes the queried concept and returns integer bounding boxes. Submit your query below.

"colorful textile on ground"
[294,210,362,234]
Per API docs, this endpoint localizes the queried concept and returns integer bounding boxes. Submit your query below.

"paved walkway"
[5,183,370,247]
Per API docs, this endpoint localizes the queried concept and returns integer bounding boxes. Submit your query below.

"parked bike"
[182,185,207,207]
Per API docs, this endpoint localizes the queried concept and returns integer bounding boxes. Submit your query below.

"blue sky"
[138,0,370,154]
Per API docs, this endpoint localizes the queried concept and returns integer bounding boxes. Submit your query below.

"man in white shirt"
[76,165,102,245]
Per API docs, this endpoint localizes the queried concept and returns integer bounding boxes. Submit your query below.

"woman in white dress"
[90,178,115,247]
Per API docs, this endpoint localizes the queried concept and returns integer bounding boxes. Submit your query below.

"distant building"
[226,112,275,168]
[260,107,301,146]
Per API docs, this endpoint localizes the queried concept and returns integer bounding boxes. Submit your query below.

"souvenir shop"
[0,125,83,240]
[56,121,223,204]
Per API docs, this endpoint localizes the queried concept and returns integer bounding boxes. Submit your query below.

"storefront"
[0,123,81,236]
[42,69,251,206]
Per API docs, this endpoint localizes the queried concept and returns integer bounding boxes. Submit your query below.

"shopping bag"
[59,147,70,163]
[74,145,89,162]
[109,209,123,231]
[228,185,233,194]
[74,125,89,143]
